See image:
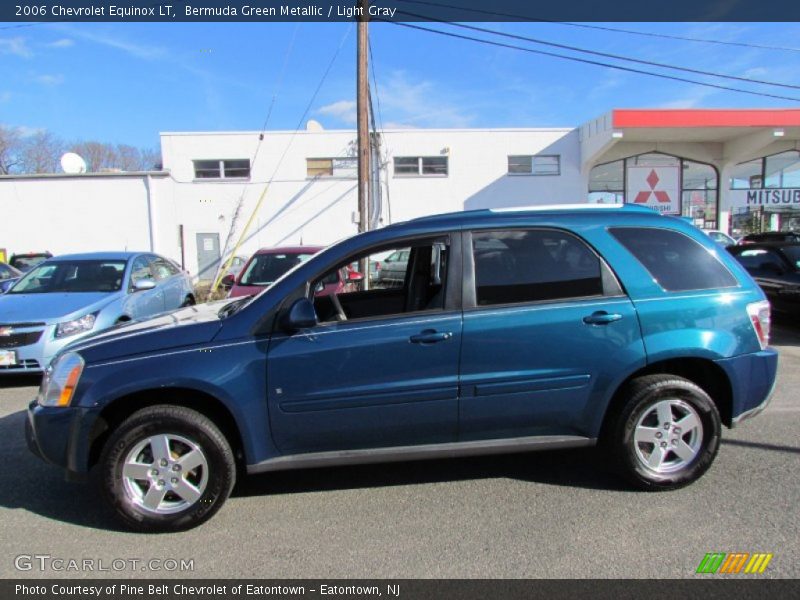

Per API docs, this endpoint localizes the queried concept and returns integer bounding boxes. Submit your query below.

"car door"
[127,255,165,318]
[150,255,183,309]
[733,247,793,312]
[266,234,462,454]
[459,228,644,441]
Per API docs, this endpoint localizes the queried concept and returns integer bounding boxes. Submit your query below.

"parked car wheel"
[99,405,236,532]
[608,375,721,490]
[181,295,196,307]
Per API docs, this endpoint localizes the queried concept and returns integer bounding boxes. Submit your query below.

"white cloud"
[47,38,75,49]
[16,125,46,138]
[34,74,65,86]
[55,26,166,60]
[656,86,718,109]
[0,36,33,58]
[375,71,475,129]
[316,100,357,125]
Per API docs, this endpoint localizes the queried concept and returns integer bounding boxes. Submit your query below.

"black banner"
[4,580,800,600]
[3,0,800,23]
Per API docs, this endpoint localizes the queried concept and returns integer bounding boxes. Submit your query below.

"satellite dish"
[60,152,87,174]
[306,119,324,132]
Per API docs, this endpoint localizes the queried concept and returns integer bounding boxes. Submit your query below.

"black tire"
[181,295,196,307]
[607,374,721,491]
[99,405,236,532]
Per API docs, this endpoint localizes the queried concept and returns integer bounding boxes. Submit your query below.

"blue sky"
[1,21,799,149]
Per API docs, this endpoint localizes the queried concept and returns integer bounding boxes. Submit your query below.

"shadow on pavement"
[722,438,800,455]
[0,374,41,389]
[0,409,124,531]
[234,446,629,499]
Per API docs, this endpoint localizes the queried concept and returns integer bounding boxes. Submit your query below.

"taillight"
[747,301,771,350]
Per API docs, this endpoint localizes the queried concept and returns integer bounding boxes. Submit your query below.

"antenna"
[60,152,87,174]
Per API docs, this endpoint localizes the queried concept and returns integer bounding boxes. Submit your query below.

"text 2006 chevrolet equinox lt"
[26,205,778,531]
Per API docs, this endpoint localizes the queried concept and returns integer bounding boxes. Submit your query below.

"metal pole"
[357,0,370,286]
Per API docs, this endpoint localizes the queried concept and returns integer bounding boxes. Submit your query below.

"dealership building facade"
[2,108,798,279]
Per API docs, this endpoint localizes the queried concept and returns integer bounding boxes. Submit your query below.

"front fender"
[74,337,274,467]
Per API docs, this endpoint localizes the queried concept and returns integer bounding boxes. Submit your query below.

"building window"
[731,150,800,190]
[588,159,624,204]
[306,157,358,178]
[393,156,448,177]
[588,152,719,228]
[507,155,560,176]
[193,159,251,180]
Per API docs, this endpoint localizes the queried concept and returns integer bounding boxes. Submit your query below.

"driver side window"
[312,239,449,323]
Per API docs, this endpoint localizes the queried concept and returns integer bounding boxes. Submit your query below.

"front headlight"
[55,313,97,339]
[38,352,85,407]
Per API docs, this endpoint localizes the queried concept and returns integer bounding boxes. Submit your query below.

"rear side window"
[610,227,737,291]
[472,230,605,306]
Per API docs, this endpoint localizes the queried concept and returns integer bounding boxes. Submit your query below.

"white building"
[2,108,798,279]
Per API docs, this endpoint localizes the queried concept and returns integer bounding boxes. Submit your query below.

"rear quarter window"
[610,227,738,292]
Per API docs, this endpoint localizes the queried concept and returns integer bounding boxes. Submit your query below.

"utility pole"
[356,0,370,284]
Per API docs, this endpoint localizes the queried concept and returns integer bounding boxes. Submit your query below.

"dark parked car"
[26,205,777,532]
[728,243,800,315]
[9,252,53,273]
[740,231,800,244]
[0,261,21,293]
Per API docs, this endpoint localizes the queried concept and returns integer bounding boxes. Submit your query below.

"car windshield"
[781,247,800,269]
[11,254,49,271]
[239,253,314,286]
[9,260,127,294]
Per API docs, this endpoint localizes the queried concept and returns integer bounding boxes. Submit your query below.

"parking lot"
[0,320,798,579]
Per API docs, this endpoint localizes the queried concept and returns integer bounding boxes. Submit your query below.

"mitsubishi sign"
[626,165,680,214]
[730,188,800,209]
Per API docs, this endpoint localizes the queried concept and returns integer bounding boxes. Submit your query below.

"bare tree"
[0,125,22,174]
[20,131,64,174]
[68,141,118,172]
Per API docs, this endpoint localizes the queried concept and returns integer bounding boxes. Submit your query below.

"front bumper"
[0,323,63,374]
[26,400,100,480]
[714,349,779,427]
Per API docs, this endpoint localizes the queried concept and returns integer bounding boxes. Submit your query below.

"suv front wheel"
[99,405,236,532]
[608,374,721,490]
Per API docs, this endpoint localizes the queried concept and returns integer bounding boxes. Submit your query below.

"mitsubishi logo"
[0,327,12,337]
[634,169,672,204]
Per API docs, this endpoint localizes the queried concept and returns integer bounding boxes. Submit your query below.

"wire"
[379,20,800,103]
[394,10,800,91]
[391,0,800,54]
[368,39,386,133]
[212,23,354,291]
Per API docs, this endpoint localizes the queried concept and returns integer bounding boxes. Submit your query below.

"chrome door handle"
[410,330,452,344]
[583,311,622,325]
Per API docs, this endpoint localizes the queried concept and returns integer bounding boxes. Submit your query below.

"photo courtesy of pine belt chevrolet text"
[25,205,778,532]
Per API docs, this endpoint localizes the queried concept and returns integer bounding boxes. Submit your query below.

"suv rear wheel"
[99,405,236,532]
[608,374,721,490]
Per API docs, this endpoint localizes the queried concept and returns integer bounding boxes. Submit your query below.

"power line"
[380,20,800,103]
[392,0,800,54]
[394,10,800,91]
[368,38,385,133]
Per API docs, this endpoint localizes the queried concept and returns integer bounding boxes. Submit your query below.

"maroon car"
[227,246,361,298]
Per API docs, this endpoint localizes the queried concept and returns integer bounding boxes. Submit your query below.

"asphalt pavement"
[1,321,798,579]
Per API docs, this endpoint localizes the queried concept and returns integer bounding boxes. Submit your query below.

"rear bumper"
[714,349,779,427]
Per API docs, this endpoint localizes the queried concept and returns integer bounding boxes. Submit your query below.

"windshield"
[781,247,800,269]
[239,253,314,286]
[10,260,127,294]
[11,254,50,271]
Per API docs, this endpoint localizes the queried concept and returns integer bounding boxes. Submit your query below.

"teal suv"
[26,204,778,531]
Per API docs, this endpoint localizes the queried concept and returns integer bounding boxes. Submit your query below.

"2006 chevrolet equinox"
[26,205,778,531]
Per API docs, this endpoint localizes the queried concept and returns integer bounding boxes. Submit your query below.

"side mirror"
[133,278,157,291]
[347,270,364,282]
[221,274,235,289]
[281,298,318,331]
